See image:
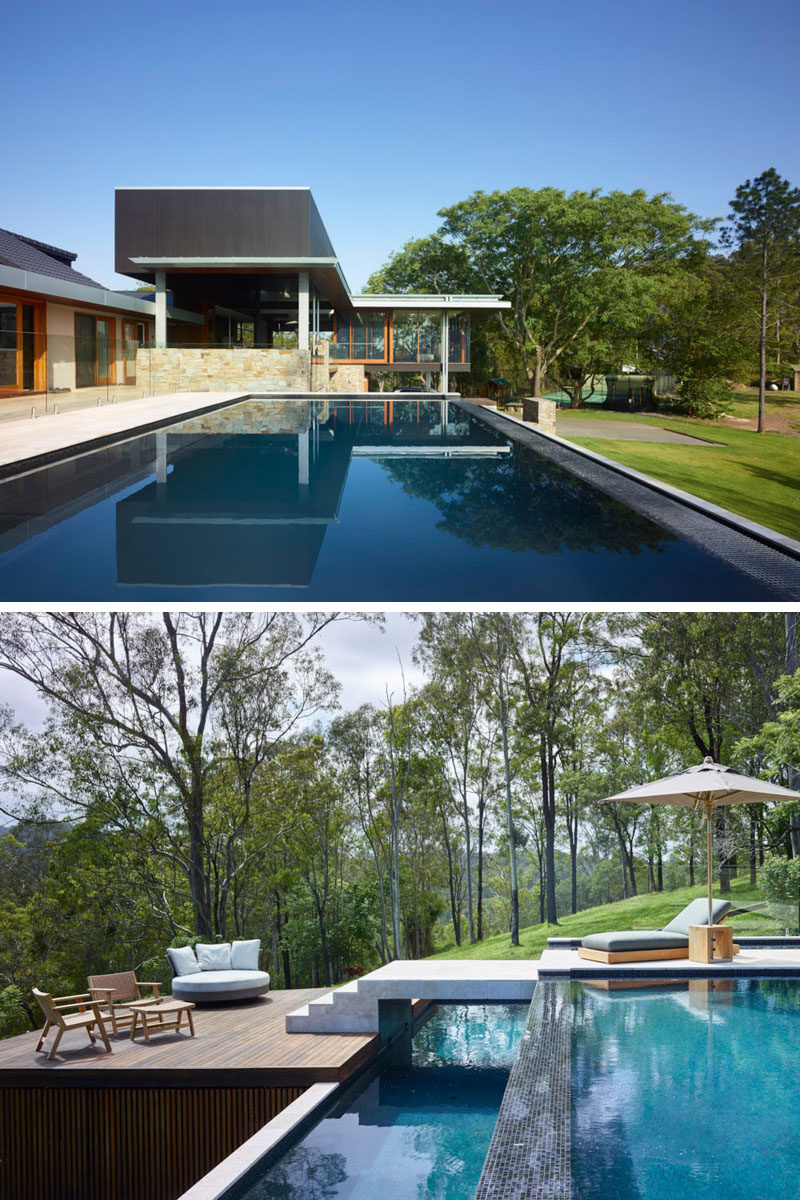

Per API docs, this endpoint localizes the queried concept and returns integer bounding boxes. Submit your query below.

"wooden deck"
[0,988,378,1088]
[0,990,382,1200]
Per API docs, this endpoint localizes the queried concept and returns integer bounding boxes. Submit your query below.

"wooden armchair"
[88,971,162,1036]
[33,988,112,1060]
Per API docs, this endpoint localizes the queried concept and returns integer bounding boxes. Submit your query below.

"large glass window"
[448,314,471,364]
[0,302,17,388]
[392,311,441,363]
[75,314,116,387]
[332,311,387,360]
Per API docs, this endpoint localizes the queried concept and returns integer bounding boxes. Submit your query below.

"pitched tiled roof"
[0,227,106,289]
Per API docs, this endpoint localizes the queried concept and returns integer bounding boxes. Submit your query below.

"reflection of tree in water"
[242,1144,348,1199]
[376,450,671,557]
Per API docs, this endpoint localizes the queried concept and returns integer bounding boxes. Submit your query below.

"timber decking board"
[0,988,378,1086]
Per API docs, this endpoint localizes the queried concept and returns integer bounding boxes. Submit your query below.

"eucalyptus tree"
[722,169,800,431]
[512,613,599,924]
[0,612,346,938]
[328,705,393,962]
[415,619,504,944]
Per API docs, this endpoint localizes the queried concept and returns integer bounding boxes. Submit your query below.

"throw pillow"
[167,945,199,977]
[230,939,260,971]
[196,942,232,971]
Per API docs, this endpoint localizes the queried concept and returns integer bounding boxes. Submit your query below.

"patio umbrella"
[601,757,800,930]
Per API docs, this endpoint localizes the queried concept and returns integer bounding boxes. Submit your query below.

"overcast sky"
[0,613,429,730]
[3,0,798,292]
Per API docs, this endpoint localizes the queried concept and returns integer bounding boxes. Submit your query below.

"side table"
[125,998,196,1043]
[688,923,734,963]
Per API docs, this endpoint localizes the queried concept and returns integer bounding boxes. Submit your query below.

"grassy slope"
[430,877,779,962]
[556,393,800,539]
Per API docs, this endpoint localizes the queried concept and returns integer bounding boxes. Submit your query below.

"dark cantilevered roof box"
[115,187,337,282]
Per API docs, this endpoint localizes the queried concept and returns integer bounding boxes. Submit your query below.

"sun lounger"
[578,898,734,963]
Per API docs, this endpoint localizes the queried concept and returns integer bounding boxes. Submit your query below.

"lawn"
[556,391,800,540]
[430,877,780,962]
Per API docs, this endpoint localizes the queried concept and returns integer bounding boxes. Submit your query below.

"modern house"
[0,228,199,398]
[114,187,509,394]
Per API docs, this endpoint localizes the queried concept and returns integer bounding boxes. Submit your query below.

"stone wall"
[311,342,366,393]
[326,363,366,392]
[135,348,310,393]
[522,397,557,435]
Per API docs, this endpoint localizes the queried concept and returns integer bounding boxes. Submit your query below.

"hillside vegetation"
[430,878,779,961]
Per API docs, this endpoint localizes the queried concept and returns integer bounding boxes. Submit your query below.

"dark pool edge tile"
[460,400,800,600]
[475,982,571,1200]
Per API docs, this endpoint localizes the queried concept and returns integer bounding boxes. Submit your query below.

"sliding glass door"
[75,314,116,387]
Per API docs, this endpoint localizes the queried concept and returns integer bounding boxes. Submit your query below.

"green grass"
[429,877,779,962]
[560,420,800,540]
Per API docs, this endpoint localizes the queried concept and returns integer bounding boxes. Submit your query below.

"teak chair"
[33,988,112,1060]
[88,971,162,1036]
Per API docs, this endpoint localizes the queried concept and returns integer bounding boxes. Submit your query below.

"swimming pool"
[227,1003,528,1200]
[0,398,791,599]
[571,978,800,1200]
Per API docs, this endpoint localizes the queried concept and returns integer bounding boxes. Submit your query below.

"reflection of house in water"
[116,399,509,587]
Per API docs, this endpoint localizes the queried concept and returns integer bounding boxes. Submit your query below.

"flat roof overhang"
[0,263,201,323]
[130,257,353,311]
[351,294,511,312]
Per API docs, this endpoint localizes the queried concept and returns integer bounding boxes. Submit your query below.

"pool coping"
[175,1082,339,1200]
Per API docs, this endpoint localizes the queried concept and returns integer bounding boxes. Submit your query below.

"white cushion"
[231,939,260,971]
[196,942,232,971]
[167,945,199,976]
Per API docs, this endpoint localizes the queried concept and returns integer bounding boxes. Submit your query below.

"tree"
[370,187,713,398]
[0,613,347,938]
[722,169,800,431]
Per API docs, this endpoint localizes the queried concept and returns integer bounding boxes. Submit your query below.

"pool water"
[0,398,781,599]
[572,978,800,1200]
[230,1003,528,1200]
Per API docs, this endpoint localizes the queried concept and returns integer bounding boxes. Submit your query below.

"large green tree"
[369,187,713,399]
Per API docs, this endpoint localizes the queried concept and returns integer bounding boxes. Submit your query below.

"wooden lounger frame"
[578,910,742,963]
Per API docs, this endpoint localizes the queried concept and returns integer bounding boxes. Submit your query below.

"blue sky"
[4,0,799,291]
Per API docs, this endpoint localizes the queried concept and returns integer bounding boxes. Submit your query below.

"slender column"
[298,271,310,351]
[155,272,167,348]
[155,432,167,483]
[440,310,449,395]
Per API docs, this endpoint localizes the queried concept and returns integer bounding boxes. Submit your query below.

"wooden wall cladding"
[0,1083,305,1200]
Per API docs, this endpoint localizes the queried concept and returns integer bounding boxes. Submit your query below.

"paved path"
[556,416,721,444]
[0,391,247,475]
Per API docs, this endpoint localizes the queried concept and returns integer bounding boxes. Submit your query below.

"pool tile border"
[476,982,571,1200]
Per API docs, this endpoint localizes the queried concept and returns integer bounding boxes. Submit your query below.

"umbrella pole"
[706,799,714,932]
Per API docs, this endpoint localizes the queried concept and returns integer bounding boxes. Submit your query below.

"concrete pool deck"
[0,390,251,477]
[537,942,800,978]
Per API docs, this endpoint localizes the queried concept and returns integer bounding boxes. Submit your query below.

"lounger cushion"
[166,945,199,976]
[662,898,732,936]
[171,969,270,1003]
[581,930,689,953]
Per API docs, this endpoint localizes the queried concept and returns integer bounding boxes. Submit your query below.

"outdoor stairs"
[284,960,539,1035]
[285,981,379,1034]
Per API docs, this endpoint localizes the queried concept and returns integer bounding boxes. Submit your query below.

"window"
[0,296,46,392]
[332,312,387,360]
[392,311,440,363]
[75,314,116,387]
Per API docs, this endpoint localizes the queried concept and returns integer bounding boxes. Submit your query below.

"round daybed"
[166,941,270,1004]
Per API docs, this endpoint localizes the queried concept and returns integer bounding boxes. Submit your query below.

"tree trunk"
[441,813,461,946]
[758,238,767,433]
[749,809,758,886]
[477,808,485,941]
[540,739,558,925]
[717,809,731,893]
[499,679,519,945]
[657,848,663,892]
